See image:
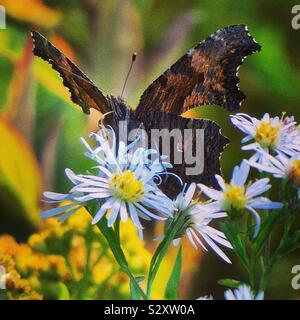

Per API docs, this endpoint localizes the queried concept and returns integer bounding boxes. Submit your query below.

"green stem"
[115,219,121,244]
[146,211,186,299]
[95,217,147,300]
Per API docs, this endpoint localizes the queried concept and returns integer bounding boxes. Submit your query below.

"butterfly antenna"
[121,52,137,98]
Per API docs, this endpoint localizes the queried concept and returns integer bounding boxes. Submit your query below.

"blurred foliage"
[0,0,299,299]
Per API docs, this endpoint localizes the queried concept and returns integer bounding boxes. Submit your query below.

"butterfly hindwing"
[136,25,261,116]
[106,97,228,196]
[138,112,229,196]
[31,31,110,115]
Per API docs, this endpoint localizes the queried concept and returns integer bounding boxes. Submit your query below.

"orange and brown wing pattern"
[31,31,110,115]
[136,25,261,116]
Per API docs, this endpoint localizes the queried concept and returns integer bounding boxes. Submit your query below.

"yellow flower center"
[109,170,144,202]
[255,121,280,148]
[223,184,248,211]
[288,160,300,187]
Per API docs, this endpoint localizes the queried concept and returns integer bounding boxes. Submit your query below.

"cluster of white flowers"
[231,112,300,197]
[41,111,299,299]
[41,129,176,239]
[41,127,235,263]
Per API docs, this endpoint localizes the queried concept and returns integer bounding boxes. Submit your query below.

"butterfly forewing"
[31,31,110,115]
[135,24,261,116]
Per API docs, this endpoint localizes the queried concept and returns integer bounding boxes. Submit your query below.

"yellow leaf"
[0,117,42,226]
[0,0,61,28]
[32,59,77,108]
[2,37,33,119]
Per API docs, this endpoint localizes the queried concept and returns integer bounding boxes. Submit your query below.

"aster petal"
[241,142,261,151]
[141,197,173,216]
[202,226,233,248]
[40,203,77,218]
[43,191,71,201]
[74,192,110,202]
[184,183,196,204]
[199,231,232,264]
[241,135,254,143]
[198,184,223,201]
[134,202,166,221]
[65,168,80,185]
[246,178,271,198]
[58,206,81,222]
[119,202,128,222]
[224,289,237,300]
[186,228,200,250]
[256,292,264,300]
[194,201,223,214]
[92,199,114,224]
[248,197,283,210]
[232,161,250,186]
[246,205,261,238]
[71,186,109,193]
[215,175,226,190]
[128,203,144,229]
[187,228,207,251]
[107,200,121,227]
[78,174,109,183]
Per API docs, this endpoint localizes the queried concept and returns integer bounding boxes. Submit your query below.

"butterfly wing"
[136,25,261,115]
[31,31,110,115]
[138,112,229,196]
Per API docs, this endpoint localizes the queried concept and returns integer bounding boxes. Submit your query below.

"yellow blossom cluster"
[0,208,156,299]
[0,254,42,300]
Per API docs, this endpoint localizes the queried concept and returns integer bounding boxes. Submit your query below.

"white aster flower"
[230,113,300,164]
[173,183,233,264]
[40,129,176,233]
[248,151,300,196]
[224,284,264,300]
[198,161,283,237]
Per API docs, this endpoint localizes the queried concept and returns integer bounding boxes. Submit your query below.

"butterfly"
[31,25,261,197]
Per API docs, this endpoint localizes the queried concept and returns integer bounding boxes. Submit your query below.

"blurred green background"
[0,0,300,299]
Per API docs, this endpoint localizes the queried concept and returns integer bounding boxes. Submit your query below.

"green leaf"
[165,246,182,300]
[218,278,242,289]
[41,282,70,300]
[86,204,128,271]
[220,221,249,267]
[130,278,142,300]
[57,283,71,300]
[86,204,147,300]
[253,211,281,255]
